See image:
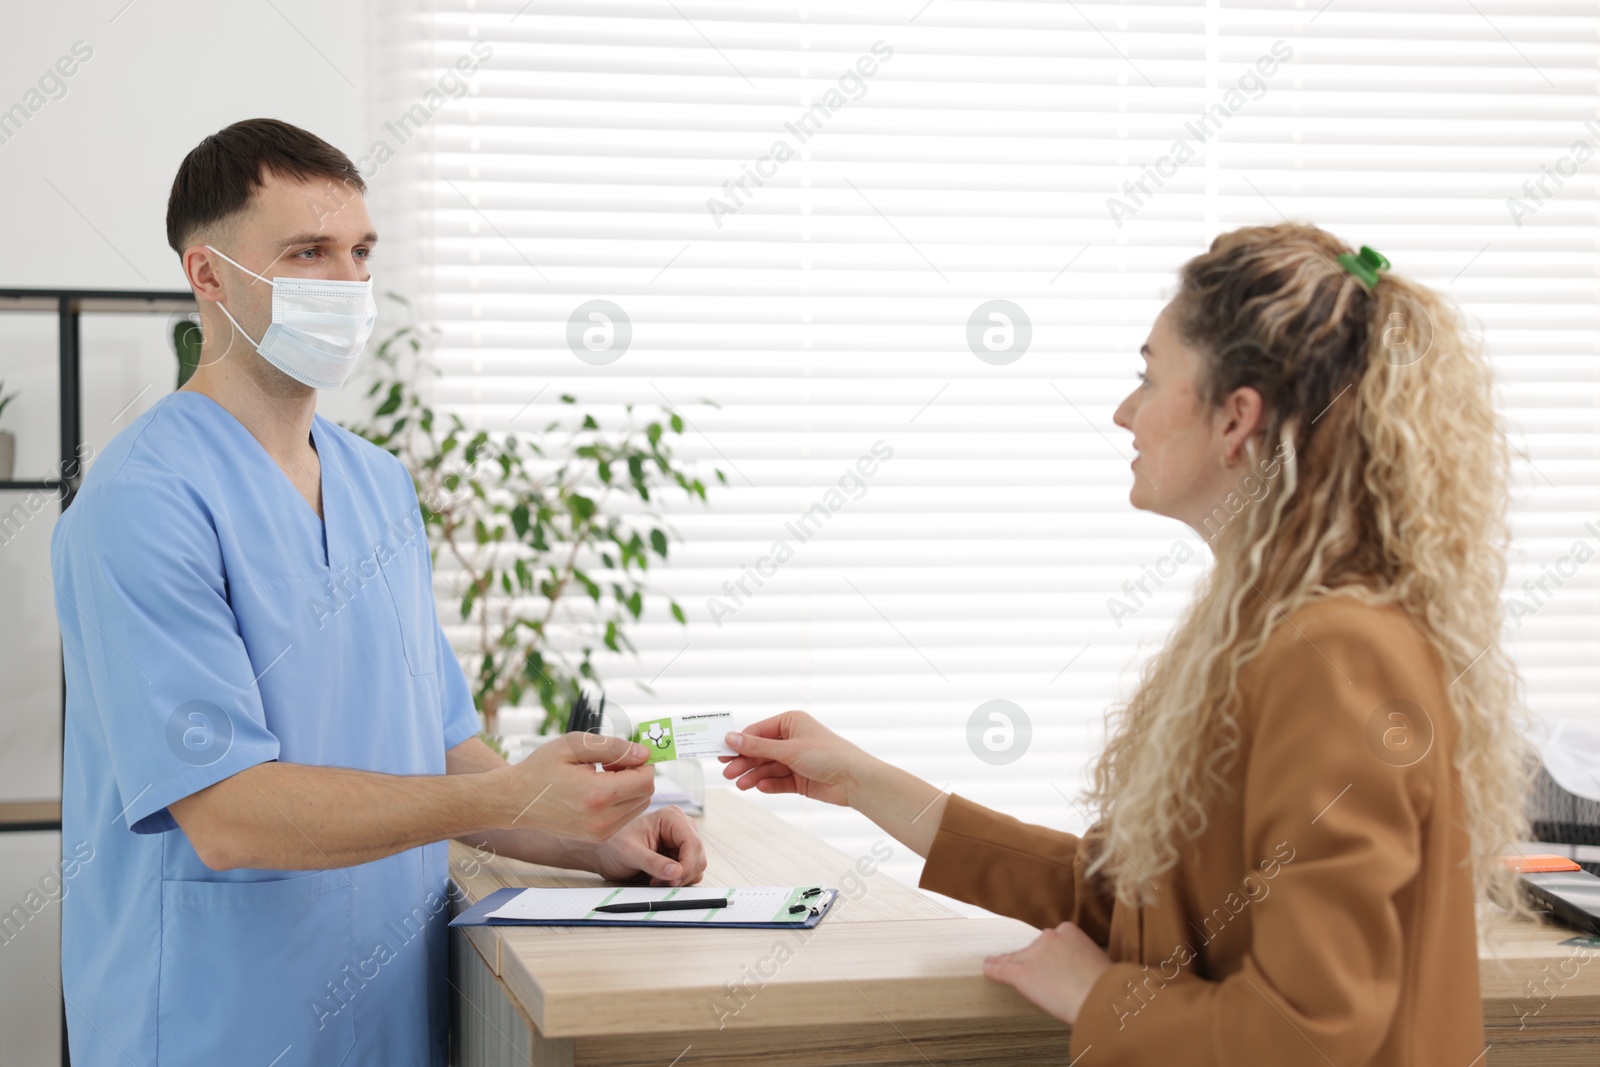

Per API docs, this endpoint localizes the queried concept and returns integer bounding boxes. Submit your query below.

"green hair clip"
[1337,245,1390,290]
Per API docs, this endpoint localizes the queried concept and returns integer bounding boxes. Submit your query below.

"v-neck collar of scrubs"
[169,389,336,571]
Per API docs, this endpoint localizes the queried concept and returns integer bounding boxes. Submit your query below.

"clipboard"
[450,885,839,930]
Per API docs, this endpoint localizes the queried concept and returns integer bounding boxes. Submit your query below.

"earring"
[1219,452,1234,470]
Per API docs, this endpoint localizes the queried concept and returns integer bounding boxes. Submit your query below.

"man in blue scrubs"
[49,118,706,1066]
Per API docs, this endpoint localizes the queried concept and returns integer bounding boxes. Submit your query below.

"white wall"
[0,2,369,1061]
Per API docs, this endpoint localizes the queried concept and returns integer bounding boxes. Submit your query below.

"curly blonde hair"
[1084,222,1533,913]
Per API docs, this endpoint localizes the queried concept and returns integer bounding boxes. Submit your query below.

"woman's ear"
[1219,386,1265,462]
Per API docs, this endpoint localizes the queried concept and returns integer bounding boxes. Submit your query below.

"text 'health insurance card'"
[632,711,738,763]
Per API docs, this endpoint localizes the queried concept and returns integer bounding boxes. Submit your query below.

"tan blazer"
[920,597,1483,1066]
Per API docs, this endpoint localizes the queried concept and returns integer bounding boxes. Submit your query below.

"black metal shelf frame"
[0,287,195,1067]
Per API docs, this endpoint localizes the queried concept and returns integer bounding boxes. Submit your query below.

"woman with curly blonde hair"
[719,222,1533,1065]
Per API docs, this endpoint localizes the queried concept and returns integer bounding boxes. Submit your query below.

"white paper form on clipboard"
[450,884,838,930]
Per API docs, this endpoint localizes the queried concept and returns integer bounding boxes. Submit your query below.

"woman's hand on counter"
[982,921,1113,1025]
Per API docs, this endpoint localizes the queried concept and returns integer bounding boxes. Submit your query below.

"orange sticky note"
[1502,854,1583,873]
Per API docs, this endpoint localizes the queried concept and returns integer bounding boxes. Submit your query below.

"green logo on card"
[636,718,677,761]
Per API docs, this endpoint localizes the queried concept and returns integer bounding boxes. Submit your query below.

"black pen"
[593,897,730,914]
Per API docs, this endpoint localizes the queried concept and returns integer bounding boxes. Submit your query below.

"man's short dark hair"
[165,118,366,254]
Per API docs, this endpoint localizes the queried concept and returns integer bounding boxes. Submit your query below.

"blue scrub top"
[50,390,481,1067]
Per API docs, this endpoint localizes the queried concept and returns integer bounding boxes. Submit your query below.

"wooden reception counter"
[448,789,1600,1066]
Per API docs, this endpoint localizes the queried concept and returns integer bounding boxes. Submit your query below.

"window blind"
[368,0,1600,897]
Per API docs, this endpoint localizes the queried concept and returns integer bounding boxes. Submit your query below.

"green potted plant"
[0,380,17,481]
[172,314,204,388]
[345,294,722,750]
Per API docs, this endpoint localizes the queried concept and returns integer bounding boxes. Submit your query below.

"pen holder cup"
[655,757,706,814]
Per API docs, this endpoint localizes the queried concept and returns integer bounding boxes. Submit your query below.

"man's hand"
[498,732,656,843]
[588,806,707,886]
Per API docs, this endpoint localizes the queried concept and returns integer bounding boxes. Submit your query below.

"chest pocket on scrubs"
[378,537,437,676]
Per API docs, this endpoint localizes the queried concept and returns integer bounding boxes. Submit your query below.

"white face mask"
[205,245,378,390]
